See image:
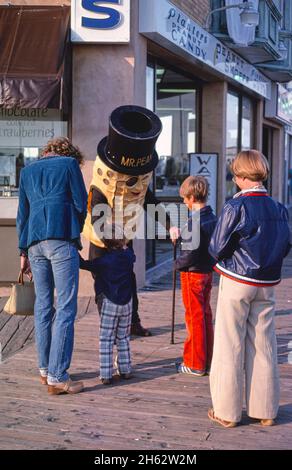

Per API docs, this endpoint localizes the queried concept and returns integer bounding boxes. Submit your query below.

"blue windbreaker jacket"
[209,188,291,286]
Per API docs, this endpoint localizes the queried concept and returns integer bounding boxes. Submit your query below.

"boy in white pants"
[208,150,291,427]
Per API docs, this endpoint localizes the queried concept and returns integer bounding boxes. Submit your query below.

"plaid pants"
[99,297,132,379]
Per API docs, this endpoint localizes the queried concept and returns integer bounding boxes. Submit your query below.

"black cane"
[171,240,177,344]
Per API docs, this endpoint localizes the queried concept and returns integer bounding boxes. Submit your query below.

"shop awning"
[0,5,70,110]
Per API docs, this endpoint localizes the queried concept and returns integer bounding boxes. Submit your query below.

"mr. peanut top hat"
[97,105,162,176]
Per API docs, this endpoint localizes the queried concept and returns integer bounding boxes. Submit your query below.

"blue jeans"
[28,240,79,383]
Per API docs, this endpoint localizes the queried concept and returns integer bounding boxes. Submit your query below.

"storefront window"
[226,91,253,200]
[146,65,155,111]
[242,96,253,149]
[155,66,197,199]
[145,65,155,268]
[0,108,67,197]
[287,134,292,204]
[146,61,199,268]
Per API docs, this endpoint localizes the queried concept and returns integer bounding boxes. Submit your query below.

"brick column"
[71,2,147,294]
[201,81,227,212]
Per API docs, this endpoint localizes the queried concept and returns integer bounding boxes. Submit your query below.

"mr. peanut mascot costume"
[83,105,162,335]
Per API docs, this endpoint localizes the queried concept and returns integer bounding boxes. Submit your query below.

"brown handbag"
[4,271,35,316]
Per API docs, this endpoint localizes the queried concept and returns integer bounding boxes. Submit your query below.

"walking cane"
[171,240,177,344]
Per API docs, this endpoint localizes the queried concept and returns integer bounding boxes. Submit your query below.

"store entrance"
[287,135,292,205]
[262,126,273,193]
[146,62,199,268]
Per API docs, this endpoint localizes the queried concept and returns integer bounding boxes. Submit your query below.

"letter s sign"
[71,0,130,43]
[81,0,121,29]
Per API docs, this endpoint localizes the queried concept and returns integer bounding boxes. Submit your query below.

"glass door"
[226,90,254,200]
[262,126,273,193]
[154,65,198,265]
[145,61,199,267]
[145,65,156,268]
[288,135,292,205]
[155,66,197,200]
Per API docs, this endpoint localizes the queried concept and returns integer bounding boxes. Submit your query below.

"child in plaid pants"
[80,227,135,385]
[99,296,132,383]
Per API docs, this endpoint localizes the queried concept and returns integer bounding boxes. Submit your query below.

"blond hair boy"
[171,176,217,376]
[208,150,291,427]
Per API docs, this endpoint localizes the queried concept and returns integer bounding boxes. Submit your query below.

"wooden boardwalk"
[0,297,92,362]
[0,275,292,450]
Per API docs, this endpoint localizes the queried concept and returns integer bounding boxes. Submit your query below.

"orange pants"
[180,272,214,371]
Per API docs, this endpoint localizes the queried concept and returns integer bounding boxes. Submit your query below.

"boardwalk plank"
[0,297,8,313]
[0,297,92,362]
[0,312,12,332]
[76,297,91,321]
[0,315,27,351]
[1,316,34,360]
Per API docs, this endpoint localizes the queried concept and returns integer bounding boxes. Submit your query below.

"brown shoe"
[40,375,48,385]
[48,379,84,395]
[119,372,132,380]
[131,322,152,337]
[101,378,112,385]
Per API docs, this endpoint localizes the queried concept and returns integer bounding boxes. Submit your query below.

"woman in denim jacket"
[17,137,87,395]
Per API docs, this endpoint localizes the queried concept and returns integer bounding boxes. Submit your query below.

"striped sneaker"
[176,363,205,377]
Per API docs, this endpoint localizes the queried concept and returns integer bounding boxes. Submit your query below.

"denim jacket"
[17,156,88,253]
[209,188,291,286]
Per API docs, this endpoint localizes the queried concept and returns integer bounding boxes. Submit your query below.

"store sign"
[190,153,218,213]
[139,0,271,99]
[265,83,292,124]
[0,120,67,147]
[277,84,292,124]
[0,109,51,120]
[71,0,130,43]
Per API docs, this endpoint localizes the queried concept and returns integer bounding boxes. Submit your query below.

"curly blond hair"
[41,137,85,166]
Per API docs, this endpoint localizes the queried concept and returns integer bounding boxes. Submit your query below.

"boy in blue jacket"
[208,150,291,428]
[80,225,135,385]
[171,176,217,377]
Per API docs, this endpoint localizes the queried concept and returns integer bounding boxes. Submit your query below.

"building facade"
[0,0,291,295]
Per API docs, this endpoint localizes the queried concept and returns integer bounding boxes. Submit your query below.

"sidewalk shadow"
[277,331,292,364]
[276,403,292,425]
[238,404,292,427]
[243,404,292,426]
[130,322,185,340]
[141,272,220,293]
[72,356,184,393]
[70,371,98,381]
[275,309,292,316]
[134,356,182,369]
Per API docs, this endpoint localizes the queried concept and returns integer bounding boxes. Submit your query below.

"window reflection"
[242,96,252,150]
[226,93,239,201]
[146,64,198,268]
[226,92,253,200]
[0,110,67,197]
[155,67,197,199]
[0,147,40,196]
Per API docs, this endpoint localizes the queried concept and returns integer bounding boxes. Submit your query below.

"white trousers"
[210,275,279,422]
